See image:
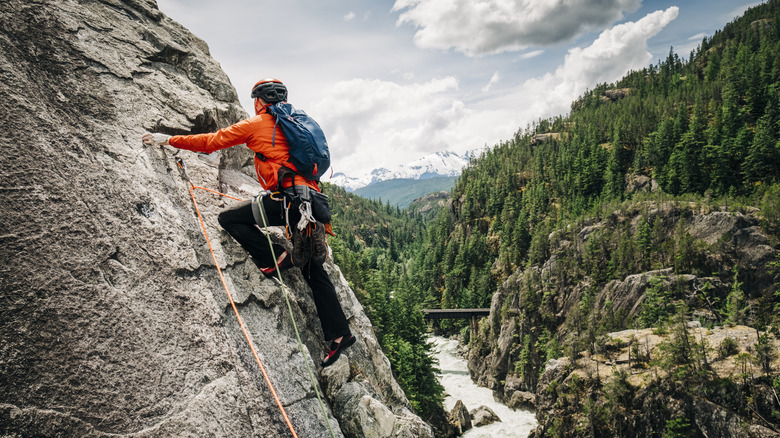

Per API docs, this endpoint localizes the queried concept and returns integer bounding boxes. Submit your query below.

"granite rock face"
[466,203,779,436]
[0,1,431,437]
[469,205,778,398]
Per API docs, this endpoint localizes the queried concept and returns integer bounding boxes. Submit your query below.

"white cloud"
[520,50,544,60]
[512,7,679,122]
[482,72,501,92]
[312,78,476,174]
[392,0,641,56]
[344,11,356,21]
[688,32,708,41]
[313,7,679,177]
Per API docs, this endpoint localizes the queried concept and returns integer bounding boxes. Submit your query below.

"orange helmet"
[251,78,287,103]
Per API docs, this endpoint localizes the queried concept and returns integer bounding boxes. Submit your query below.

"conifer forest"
[325,1,780,434]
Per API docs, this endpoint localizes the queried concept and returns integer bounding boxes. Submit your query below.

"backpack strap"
[277,165,297,192]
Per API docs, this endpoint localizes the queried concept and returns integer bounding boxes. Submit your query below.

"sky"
[156,0,763,179]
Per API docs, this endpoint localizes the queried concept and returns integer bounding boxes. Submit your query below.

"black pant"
[217,195,350,341]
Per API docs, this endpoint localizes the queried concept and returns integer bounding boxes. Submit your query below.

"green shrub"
[719,337,739,358]
[665,415,691,438]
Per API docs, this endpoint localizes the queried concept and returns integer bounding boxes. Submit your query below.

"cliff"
[467,201,780,436]
[0,1,432,437]
[529,325,780,437]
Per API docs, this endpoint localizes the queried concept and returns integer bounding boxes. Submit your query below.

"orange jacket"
[168,107,319,192]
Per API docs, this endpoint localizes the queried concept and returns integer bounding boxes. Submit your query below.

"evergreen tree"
[724,267,748,325]
[744,106,780,185]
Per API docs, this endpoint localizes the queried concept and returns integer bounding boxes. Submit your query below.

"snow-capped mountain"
[327,151,471,192]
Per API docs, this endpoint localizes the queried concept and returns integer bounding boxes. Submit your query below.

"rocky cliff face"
[467,202,780,436]
[529,324,780,437]
[0,1,431,437]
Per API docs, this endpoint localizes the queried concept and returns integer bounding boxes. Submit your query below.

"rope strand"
[258,195,338,438]
[172,157,335,438]
[185,182,299,438]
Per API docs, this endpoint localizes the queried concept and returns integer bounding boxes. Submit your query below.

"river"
[431,336,538,437]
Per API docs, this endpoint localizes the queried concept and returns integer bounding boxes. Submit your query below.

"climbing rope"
[172,157,336,438]
[257,191,337,438]
[174,158,297,437]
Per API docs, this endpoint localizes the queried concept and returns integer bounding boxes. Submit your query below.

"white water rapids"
[431,336,538,437]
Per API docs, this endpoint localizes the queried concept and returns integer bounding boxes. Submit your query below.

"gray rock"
[530,133,562,144]
[333,382,397,438]
[626,174,659,193]
[0,1,431,437]
[321,354,352,399]
[507,390,537,411]
[449,400,472,433]
[331,379,431,438]
[393,412,440,438]
[469,405,501,427]
[603,87,631,100]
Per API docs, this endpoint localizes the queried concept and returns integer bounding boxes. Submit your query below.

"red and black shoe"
[260,251,294,279]
[321,334,356,367]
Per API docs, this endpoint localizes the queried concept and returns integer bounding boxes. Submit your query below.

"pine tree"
[724,267,748,325]
[744,94,780,185]
[636,217,652,269]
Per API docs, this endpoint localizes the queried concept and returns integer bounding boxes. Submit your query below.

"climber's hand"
[142,132,171,146]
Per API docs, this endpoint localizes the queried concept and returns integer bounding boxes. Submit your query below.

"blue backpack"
[266,102,330,181]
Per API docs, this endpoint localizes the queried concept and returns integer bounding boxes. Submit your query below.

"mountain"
[353,176,458,208]
[408,190,452,220]
[327,151,471,192]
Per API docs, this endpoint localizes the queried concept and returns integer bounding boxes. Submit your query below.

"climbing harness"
[172,157,336,438]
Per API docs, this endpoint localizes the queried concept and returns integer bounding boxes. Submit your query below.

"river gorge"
[432,336,538,437]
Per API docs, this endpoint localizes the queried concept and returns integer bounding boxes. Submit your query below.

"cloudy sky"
[156,0,762,179]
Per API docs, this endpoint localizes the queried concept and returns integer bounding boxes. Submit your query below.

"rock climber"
[142,78,355,367]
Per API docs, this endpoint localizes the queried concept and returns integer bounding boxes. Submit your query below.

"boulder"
[469,405,501,427]
[626,174,659,193]
[448,400,472,433]
[333,382,396,438]
[507,391,537,411]
[604,87,631,100]
[530,132,562,144]
[502,375,536,410]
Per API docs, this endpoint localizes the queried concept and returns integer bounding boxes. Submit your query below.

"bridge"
[422,308,491,337]
[422,308,490,319]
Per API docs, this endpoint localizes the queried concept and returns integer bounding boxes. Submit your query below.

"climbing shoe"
[260,251,294,279]
[321,334,356,367]
[309,222,328,265]
[291,226,312,267]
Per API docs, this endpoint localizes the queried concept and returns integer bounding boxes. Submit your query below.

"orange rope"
[185,182,298,438]
[191,185,244,202]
